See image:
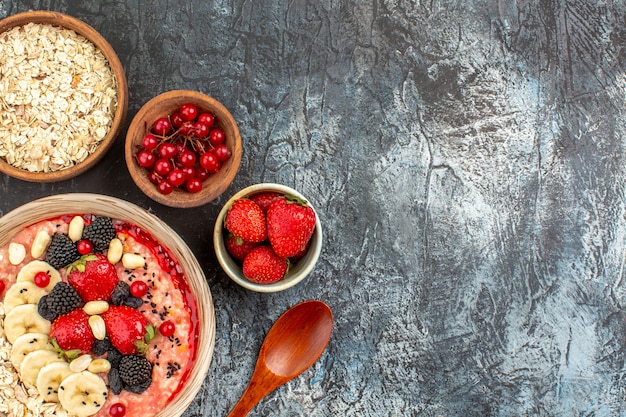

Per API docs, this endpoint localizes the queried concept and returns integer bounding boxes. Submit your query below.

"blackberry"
[46,233,80,269]
[37,295,56,321]
[46,282,83,317]
[111,281,130,306]
[93,338,113,357]
[119,355,152,386]
[83,216,116,253]
[108,368,123,395]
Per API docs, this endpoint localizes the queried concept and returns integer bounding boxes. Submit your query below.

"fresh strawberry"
[266,195,316,257]
[224,199,267,243]
[101,305,153,355]
[50,309,95,354]
[225,233,259,261]
[242,245,288,284]
[67,254,119,302]
[290,241,310,261]
[250,192,281,214]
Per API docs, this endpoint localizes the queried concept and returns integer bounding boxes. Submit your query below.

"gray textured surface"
[1,0,626,416]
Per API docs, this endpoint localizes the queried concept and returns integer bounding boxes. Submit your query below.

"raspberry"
[46,233,81,269]
[45,282,83,318]
[82,216,116,253]
[119,355,152,387]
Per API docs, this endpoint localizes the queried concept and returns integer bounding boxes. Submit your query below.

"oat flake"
[0,22,118,173]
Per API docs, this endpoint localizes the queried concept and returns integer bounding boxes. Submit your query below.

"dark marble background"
[1,1,626,416]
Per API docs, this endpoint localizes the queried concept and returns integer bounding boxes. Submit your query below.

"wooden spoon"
[227,300,334,417]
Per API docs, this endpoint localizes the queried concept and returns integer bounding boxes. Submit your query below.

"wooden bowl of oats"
[0,11,128,182]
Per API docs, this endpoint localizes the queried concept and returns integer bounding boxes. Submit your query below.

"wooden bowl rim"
[125,90,242,208]
[0,193,215,417]
[0,11,129,182]
[213,183,323,292]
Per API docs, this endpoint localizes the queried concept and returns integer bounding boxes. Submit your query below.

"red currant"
[167,169,186,187]
[130,280,149,298]
[195,167,210,181]
[214,144,232,162]
[159,320,176,337]
[152,117,172,136]
[186,178,203,193]
[154,159,173,176]
[148,170,160,184]
[76,239,93,255]
[199,152,219,172]
[209,128,225,146]
[34,271,50,288]
[179,121,194,137]
[179,103,199,121]
[178,149,197,167]
[141,134,159,150]
[193,121,209,138]
[197,112,215,128]
[158,143,177,160]
[136,150,155,168]
[170,112,184,129]
[181,166,195,179]
[158,179,175,195]
[109,403,126,417]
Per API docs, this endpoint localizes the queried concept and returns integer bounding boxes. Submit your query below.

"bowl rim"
[214,183,323,293]
[0,10,129,182]
[125,90,242,208]
[0,193,215,417]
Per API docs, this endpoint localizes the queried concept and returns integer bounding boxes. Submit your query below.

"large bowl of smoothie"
[0,194,215,417]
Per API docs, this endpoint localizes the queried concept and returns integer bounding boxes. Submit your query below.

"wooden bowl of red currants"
[124,90,242,208]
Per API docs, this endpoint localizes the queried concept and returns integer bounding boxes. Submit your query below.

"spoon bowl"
[227,300,333,417]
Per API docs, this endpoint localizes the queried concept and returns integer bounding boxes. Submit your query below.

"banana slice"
[20,350,64,387]
[10,332,55,369]
[16,260,61,292]
[37,361,73,402]
[4,304,52,343]
[3,282,48,313]
[58,371,108,417]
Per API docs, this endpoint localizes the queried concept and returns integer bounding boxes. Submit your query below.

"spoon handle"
[225,386,261,417]
[226,365,282,417]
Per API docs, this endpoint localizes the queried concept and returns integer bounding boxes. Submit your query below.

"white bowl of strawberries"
[213,183,322,292]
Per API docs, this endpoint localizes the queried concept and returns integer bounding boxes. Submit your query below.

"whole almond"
[8,242,26,265]
[69,354,92,372]
[30,230,51,258]
[83,301,109,315]
[122,253,146,269]
[88,358,111,374]
[107,238,123,264]
[68,216,85,242]
[88,315,106,340]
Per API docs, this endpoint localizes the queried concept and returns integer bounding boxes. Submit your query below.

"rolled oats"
[0,22,118,172]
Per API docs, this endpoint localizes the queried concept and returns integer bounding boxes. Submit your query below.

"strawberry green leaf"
[66,254,98,274]
[50,338,81,361]
[134,340,148,355]
[145,325,156,343]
